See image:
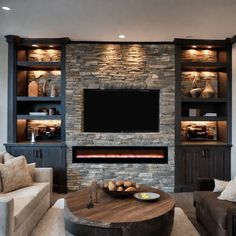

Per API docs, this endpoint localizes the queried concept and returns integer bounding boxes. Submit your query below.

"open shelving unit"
[5,35,70,193]
[174,38,232,192]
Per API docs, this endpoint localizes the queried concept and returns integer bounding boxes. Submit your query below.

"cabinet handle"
[202,150,205,158]
[33,150,37,158]
[39,150,42,159]
[206,149,209,158]
[202,149,209,158]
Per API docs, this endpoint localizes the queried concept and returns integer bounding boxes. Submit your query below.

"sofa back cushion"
[0,152,5,192]
[0,152,5,164]
[0,156,33,193]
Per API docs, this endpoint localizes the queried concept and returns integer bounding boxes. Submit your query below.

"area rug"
[30,199,200,236]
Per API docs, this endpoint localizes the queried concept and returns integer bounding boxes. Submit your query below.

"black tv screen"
[84,89,159,132]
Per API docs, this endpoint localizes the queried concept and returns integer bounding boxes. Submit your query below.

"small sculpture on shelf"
[42,80,48,96]
[50,84,57,97]
[30,128,38,143]
[87,180,101,208]
[189,76,202,98]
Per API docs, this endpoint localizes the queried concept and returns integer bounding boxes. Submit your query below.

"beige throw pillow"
[0,156,33,193]
[3,153,36,180]
[213,179,229,192]
[218,177,236,203]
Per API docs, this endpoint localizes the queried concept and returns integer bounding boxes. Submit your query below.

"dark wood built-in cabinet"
[4,36,69,193]
[175,145,231,192]
[174,39,232,192]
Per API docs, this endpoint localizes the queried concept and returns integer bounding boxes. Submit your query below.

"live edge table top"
[65,185,175,225]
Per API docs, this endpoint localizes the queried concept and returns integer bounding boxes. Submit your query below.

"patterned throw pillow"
[0,156,33,193]
[218,177,236,203]
[213,179,229,192]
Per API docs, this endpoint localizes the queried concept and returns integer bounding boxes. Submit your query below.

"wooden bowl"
[102,187,137,198]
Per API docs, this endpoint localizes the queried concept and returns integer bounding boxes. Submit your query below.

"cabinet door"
[207,147,231,180]
[175,147,201,192]
[40,146,67,193]
[196,148,210,179]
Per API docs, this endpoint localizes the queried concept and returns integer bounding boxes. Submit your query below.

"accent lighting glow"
[118,34,126,39]
[2,6,10,11]
[32,44,39,47]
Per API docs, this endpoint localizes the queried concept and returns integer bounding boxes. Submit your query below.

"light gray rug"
[31,199,200,236]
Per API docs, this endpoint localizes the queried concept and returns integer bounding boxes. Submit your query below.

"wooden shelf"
[181,116,227,121]
[17,115,61,120]
[181,98,227,103]
[17,96,61,102]
[5,141,66,146]
[181,62,227,71]
[180,141,230,146]
[17,61,61,69]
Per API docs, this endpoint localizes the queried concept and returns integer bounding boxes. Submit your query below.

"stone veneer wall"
[66,43,175,192]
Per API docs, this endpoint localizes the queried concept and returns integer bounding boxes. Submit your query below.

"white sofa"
[0,167,53,236]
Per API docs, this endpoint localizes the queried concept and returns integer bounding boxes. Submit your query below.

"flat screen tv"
[84,89,159,132]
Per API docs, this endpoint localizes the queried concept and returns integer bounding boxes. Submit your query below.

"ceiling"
[0,0,236,41]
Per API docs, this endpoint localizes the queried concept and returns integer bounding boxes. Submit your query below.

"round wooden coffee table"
[64,185,175,236]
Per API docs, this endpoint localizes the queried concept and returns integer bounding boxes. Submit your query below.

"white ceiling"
[0,0,236,41]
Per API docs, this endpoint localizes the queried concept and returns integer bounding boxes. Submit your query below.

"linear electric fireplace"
[72,146,168,163]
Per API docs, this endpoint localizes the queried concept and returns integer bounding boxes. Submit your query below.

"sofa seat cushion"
[194,191,236,230]
[204,195,236,230]
[0,182,50,229]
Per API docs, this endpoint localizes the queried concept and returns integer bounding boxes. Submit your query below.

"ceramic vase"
[202,79,215,98]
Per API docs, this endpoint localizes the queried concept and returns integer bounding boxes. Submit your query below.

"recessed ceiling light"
[2,6,11,11]
[32,44,39,47]
[49,45,54,48]
[118,34,126,39]
[207,46,212,49]
[192,45,197,48]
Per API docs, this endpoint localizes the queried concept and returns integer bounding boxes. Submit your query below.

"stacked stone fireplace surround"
[66,43,175,192]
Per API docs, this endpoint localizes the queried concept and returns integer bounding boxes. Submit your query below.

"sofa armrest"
[34,168,53,205]
[196,178,215,191]
[227,208,236,236]
[0,197,14,236]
